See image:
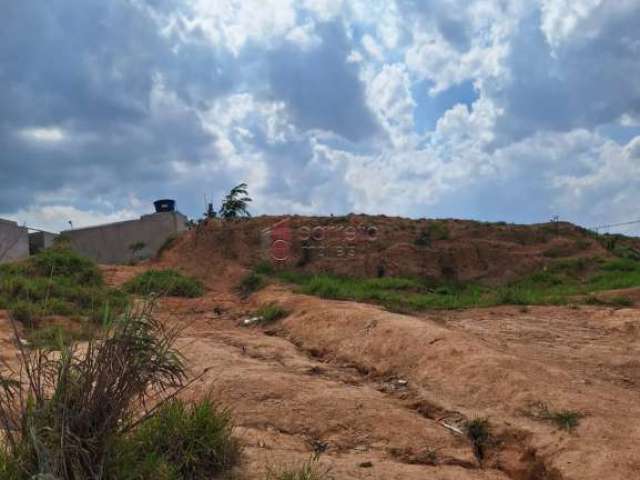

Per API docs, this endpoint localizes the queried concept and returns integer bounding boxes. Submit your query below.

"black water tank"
[154,199,176,213]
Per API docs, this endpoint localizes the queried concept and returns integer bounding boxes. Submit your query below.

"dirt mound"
[250,285,640,480]
[160,215,626,284]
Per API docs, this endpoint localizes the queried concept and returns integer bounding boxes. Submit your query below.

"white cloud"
[550,134,640,223]
[4,0,640,231]
[19,127,67,143]
[177,0,298,54]
[540,0,603,49]
[403,0,518,94]
[620,114,640,127]
[365,63,416,148]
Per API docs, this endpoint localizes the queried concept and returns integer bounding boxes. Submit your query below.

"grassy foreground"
[273,256,640,311]
[0,301,241,480]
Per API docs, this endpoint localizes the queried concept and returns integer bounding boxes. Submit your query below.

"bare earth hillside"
[142,217,640,479]
[164,215,638,284]
[3,216,640,479]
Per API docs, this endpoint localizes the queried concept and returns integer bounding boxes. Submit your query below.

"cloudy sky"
[2,0,640,233]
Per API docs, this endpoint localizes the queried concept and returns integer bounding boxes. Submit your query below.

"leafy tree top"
[219,183,252,219]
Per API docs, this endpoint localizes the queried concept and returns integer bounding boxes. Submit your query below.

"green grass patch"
[109,398,241,480]
[524,402,584,432]
[29,247,104,285]
[25,324,96,350]
[546,410,584,431]
[124,269,204,298]
[0,247,129,327]
[271,255,640,311]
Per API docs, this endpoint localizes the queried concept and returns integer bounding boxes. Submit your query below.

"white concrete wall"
[63,212,187,264]
[0,219,29,264]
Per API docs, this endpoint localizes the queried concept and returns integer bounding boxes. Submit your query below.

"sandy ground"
[2,264,639,479]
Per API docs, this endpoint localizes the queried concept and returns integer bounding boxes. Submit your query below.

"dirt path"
[105,266,640,479]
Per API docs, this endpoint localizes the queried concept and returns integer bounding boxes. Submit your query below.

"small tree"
[219,183,252,219]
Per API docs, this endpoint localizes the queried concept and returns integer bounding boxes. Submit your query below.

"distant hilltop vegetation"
[161,215,640,285]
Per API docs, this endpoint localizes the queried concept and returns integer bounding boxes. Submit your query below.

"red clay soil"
[162,215,628,284]
[146,218,640,479]
[96,254,640,479]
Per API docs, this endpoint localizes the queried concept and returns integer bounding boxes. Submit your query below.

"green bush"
[125,270,204,298]
[274,248,640,311]
[0,448,23,480]
[527,271,565,286]
[0,248,129,328]
[303,276,342,299]
[30,247,103,285]
[111,398,241,480]
[0,303,187,480]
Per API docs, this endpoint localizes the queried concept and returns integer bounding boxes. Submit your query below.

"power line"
[590,219,640,232]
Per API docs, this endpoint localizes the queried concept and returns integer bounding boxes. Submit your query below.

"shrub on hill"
[0,247,129,331]
[30,246,103,285]
[124,269,204,298]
